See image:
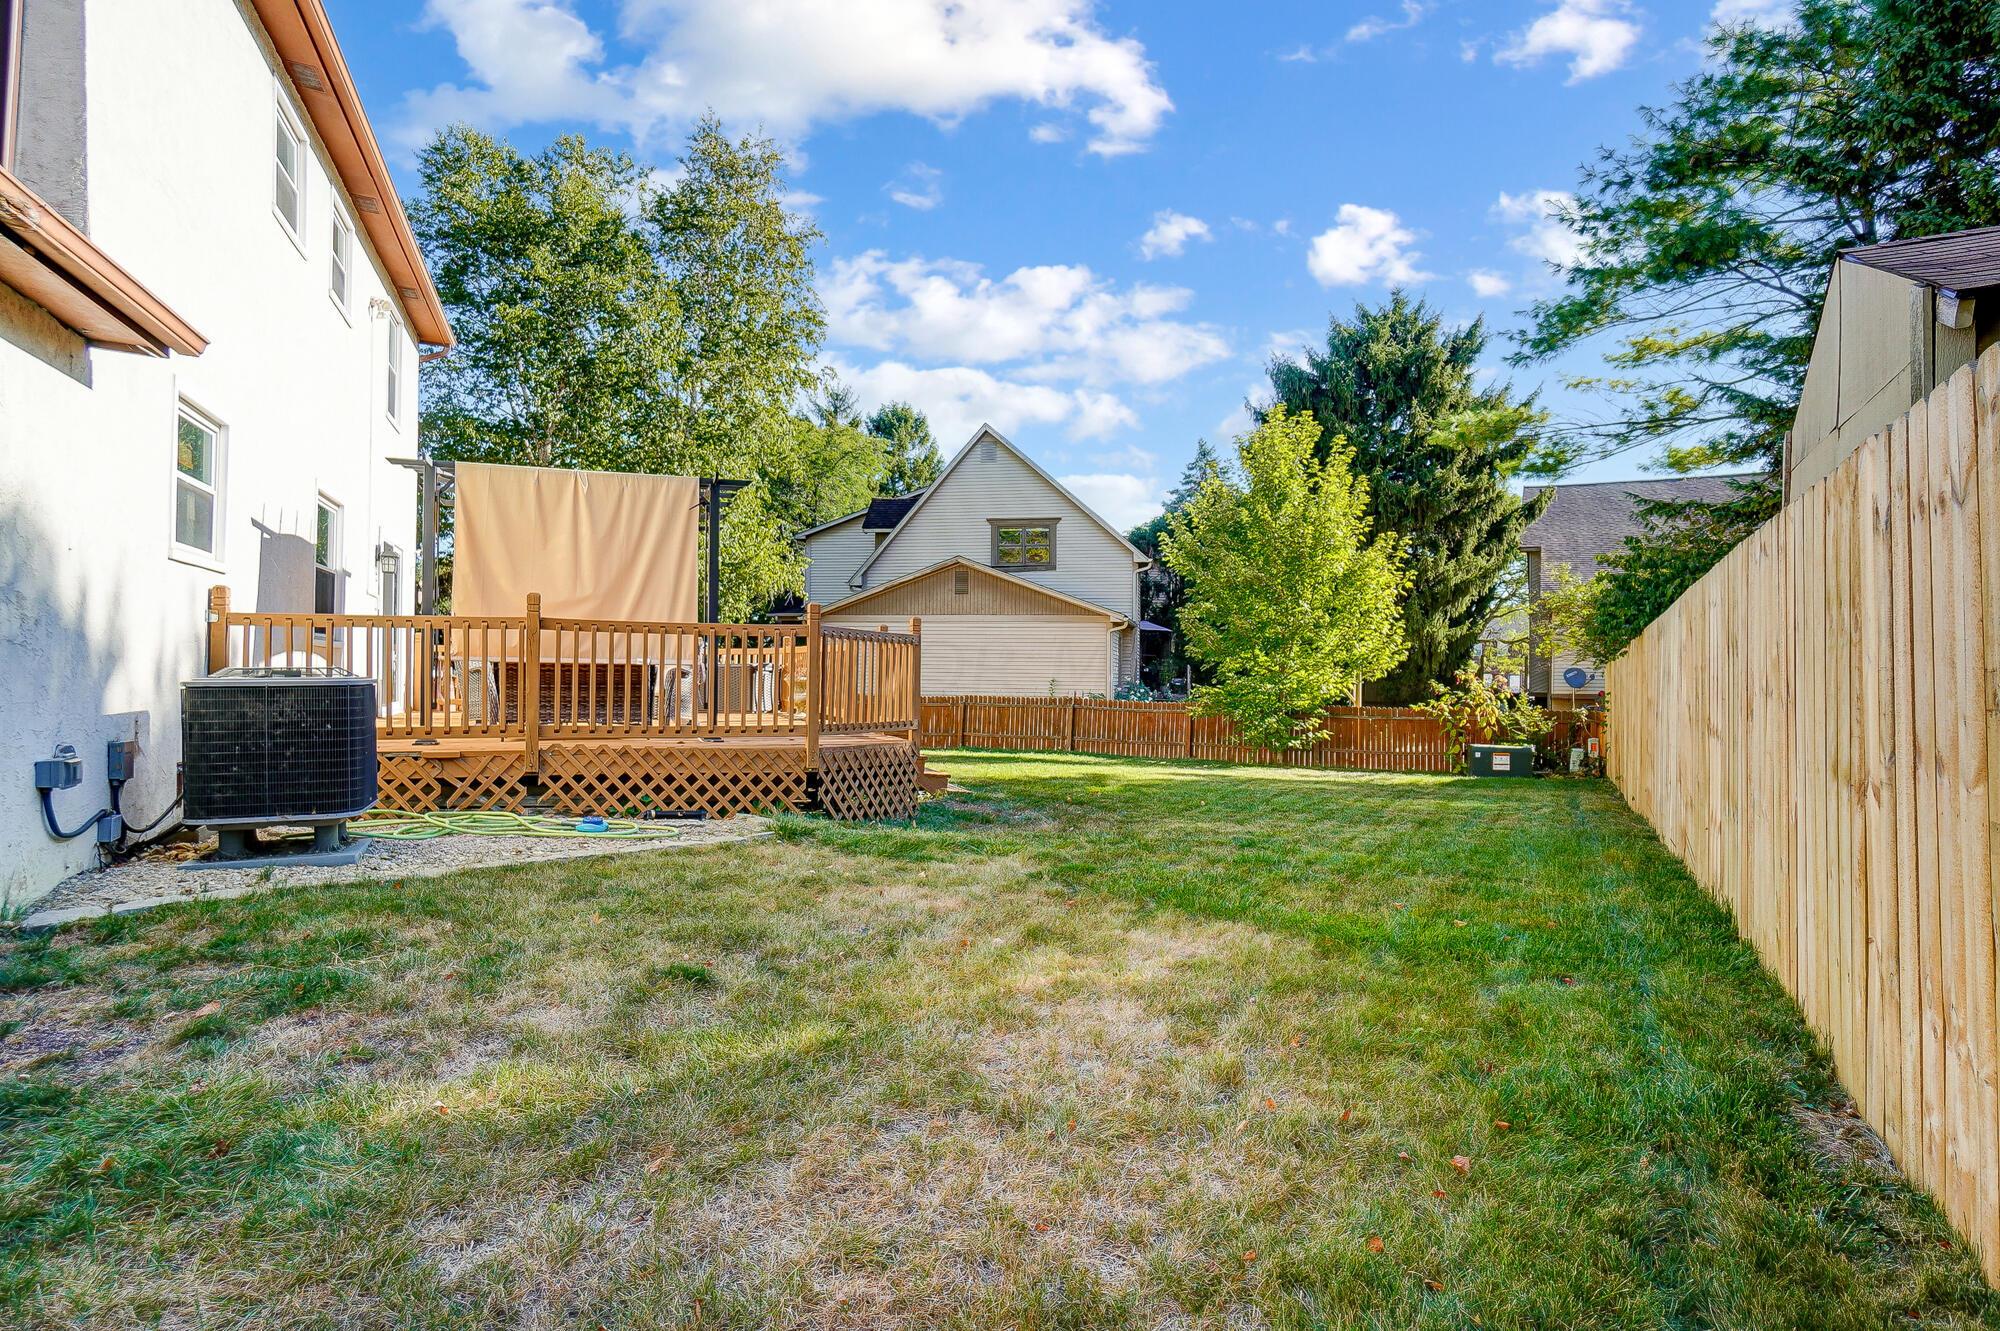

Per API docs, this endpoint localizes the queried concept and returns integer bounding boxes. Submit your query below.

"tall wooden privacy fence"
[1608,345,2000,1281]
[920,696,1455,773]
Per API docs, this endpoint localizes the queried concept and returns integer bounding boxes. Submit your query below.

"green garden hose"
[348,810,678,841]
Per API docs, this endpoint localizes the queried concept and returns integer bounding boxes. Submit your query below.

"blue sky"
[329,0,1782,530]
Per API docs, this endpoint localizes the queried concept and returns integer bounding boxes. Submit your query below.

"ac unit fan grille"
[182,673,377,825]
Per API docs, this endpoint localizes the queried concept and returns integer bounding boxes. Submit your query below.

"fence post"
[206,585,229,673]
[1067,695,1079,751]
[957,696,968,749]
[907,617,922,748]
[804,603,822,771]
[1183,705,1195,759]
[523,592,542,774]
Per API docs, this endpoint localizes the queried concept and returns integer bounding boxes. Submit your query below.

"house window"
[273,96,305,240]
[314,497,341,613]
[991,521,1056,569]
[173,404,222,558]
[0,0,22,171]
[384,319,402,426]
[329,207,352,310]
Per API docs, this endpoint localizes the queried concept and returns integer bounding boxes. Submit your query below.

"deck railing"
[204,588,919,768]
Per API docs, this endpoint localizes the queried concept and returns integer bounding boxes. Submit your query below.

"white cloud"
[1493,189,1584,267]
[886,162,943,210]
[1029,122,1068,143]
[1495,0,1641,82]
[1263,328,1315,366]
[1057,472,1165,530]
[1346,1,1427,43]
[1710,0,1794,28]
[1278,44,1321,63]
[825,250,1231,387]
[405,0,1172,157]
[830,358,1138,443]
[1305,205,1431,287]
[1137,210,1212,260]
[1467,269,1514,298]
[781,188,824,212]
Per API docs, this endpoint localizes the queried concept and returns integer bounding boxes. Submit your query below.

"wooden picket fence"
[919,695,1455,773]
[1607,344,2000,1282]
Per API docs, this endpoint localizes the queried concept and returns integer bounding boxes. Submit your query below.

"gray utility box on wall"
[1468,743,1536,777]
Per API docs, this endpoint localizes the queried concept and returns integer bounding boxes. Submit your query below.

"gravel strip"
[19,816,773,930]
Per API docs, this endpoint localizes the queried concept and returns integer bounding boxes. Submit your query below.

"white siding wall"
[825,614,1112,696]
[0,0,422,907]
[801,516,872,603]
[858,439,1139,618]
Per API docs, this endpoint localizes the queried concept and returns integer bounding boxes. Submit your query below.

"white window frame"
[328,204,353,318]
[169,400,226,570]
[272,89,306,253]
[384,317,403,429]
[314,495,343,614]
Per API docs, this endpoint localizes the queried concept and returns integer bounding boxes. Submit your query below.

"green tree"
[1162,407,1408,750]
[1128,439,1220,687]
[1268,293,1548,704]
[1512,0,2000,616]
[412,119,846,619]
[866,402,945,496]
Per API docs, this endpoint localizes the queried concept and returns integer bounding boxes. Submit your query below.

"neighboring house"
[797,426,1150,695]
[0,0,450,906]
[1520,476,1748,705]
[1789,225,2000,497]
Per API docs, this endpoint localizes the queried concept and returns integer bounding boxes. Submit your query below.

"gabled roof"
[863,493,924,529]
[794,507,868,540]
[828,556,1129,624]
[849,424,1151,587]
[248,0,451,346]
[1843,224,2000,297]
[1521,475,1756,581]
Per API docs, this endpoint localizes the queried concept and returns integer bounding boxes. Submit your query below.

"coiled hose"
[347,810,676,841]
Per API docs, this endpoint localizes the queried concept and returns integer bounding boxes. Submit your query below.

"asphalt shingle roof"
[1520,475,1754,581]
[862,493,924,530]
[1842,224,2000,295]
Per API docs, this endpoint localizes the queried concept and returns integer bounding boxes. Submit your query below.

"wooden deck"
[206,590,927,821]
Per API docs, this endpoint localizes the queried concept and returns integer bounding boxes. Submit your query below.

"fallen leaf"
[1263,1097,1277,1111]
[1425,1278,1445,1292]
[190,1001,221,1020]
[1560,975,1577,986]
[1397,1150,1412,1162]
[1235,1118,1249,1134]
[434,1100,450,1117]
[1288,1034,1302,1048]
[1432,1188,1446,1199]
[1453,919,1467,928]
[1066,1118,1077,1132]
[1366,1235,1385,1253]
[1242,1250,1257,1263]
[1340,1108,1352,1123]
[1034,1222,1050,1233]
[1493,1119,1511,1131]
[1450,1155,1472,1174]
[94,1155,115,1174]
[206,1139,232,1159]
[645,1152,673,1175]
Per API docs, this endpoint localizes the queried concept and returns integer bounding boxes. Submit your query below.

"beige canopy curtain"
[452,462,700,621]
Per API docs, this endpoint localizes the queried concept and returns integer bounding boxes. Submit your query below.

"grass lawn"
[3,753,1997,1329]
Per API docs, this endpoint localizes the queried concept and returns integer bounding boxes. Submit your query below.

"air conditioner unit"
[182,667,377,860]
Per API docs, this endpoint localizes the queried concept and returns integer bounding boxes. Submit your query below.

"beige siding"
[826,561,1115,619]
[826,613,1111,695]
[859,435,1139,618]
[801,516,873,604]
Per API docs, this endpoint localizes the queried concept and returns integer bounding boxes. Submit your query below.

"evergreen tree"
[1128,440,1219,686]
[1267,293,1546,704]
[866,402,944,495]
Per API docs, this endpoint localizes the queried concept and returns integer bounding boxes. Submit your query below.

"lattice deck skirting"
[374,735,920,822]
[817,739,921,822]
[538,742,808,818]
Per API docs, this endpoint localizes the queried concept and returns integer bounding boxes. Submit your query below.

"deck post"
[523,592,542,775]
[804,603,822,772]
[206,585,229,673]
[908,617,922,748]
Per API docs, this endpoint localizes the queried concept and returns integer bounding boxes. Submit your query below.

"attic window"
[953,567,969,595]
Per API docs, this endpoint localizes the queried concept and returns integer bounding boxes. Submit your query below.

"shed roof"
[863,494,925,530]
[1842,225,2000,297]
[1521,475,1755,581]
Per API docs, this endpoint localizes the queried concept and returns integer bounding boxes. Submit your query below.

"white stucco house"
[797,426,1152,696]
[0,0,450,906]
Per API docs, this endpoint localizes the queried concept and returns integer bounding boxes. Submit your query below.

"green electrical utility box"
[1468,743,1536,777]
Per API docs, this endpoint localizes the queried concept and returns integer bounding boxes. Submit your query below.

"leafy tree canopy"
[1514,0,2000,482]
[412,118,869,618]
[867,402,945,496]
[1268,293,1548,704]
[1163,407,1409,750]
